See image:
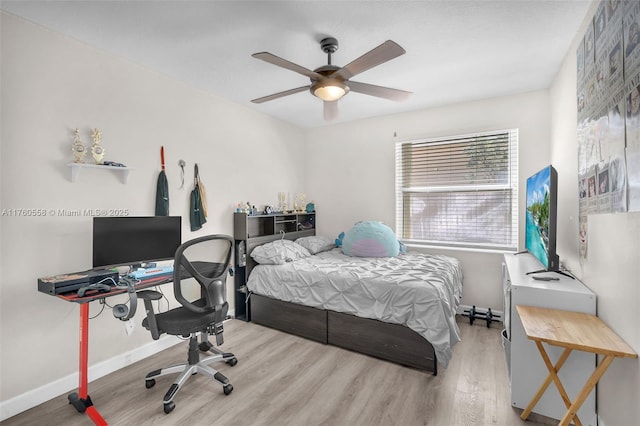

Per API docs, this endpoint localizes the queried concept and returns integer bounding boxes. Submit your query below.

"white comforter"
[247,248,463,368]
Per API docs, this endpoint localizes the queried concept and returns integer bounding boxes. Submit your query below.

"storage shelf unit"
[233,212,316,321]
[502,253,596,425]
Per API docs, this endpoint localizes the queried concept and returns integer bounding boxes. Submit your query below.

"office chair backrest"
[172,234,234,314]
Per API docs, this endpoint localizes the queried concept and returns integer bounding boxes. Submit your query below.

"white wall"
[549,2,639,425]
[304,91,551,311]
[0,12,305,407]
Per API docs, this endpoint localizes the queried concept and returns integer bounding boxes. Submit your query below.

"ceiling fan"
[250,37,412,121]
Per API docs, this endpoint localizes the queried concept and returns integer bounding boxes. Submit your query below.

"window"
[395,129,518,251]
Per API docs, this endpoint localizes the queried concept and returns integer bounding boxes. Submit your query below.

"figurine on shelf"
[90,128,105,164]
[298,193,307,212]
[71,128,87,163]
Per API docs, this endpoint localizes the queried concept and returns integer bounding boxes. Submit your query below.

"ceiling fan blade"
[252,52,323,80]
[347,81,412,102]
[324,101,339,121]
[251,85,310,104]
[332,40,406,80]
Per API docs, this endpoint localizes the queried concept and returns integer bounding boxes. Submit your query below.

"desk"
[53,275,172,425]
[516,305,637,426]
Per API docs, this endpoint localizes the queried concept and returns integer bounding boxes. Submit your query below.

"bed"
[244,234,463,374]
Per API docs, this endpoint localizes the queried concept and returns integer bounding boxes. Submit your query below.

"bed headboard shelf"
[233,211,316,321]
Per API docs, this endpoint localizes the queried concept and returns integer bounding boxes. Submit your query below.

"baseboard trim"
[0,335,181,422]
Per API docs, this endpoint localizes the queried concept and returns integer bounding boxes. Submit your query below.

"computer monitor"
[93,216,182,268]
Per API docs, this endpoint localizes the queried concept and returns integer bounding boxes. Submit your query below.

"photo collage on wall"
[577,0,640,258]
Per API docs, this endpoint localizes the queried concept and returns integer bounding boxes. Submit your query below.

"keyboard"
[128,265,174,279]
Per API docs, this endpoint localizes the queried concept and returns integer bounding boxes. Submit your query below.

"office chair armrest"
[137,290,163,300]
[139,290,163,340]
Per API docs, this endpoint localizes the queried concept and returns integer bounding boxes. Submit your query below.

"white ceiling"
[1,1,591,129]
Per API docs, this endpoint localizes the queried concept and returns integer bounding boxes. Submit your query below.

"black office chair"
[138,234,237,414]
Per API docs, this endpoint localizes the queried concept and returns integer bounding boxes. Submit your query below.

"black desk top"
[49,261,228,304]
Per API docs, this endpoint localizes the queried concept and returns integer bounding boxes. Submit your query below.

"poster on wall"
[607,0,624,25]
[625,70,640,150]
[627,148,640,210]
[578,215,588,259]
[624,70,640,212]
[609,155,627,212]
[605,91,627,212]
[578,38,585,85]
[606,28,624,94]
[588,166,599,214]
[585,19,596,70]
[594,1,607,57]
[576,0,640,256]
[624,1,640,78]
[579,215,588,258]
[597,161,611,212]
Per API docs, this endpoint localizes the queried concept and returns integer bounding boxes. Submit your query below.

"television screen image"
[93,216,182,268]
[525,165,559,271]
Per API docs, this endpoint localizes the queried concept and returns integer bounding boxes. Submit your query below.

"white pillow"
[250,240,311,265]
[295,236,335,254]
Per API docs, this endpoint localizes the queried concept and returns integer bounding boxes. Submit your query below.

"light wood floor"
[2,317,555,426]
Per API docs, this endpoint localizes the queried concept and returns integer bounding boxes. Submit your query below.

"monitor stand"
[526,269,575,279]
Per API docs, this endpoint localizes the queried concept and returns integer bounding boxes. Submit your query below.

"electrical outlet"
[125,318,135,336]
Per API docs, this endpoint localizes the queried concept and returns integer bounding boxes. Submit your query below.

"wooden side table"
[516,305,637,426]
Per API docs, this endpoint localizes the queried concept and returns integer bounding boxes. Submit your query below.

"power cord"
[89,302,106,319]
[153,285,170,313]
[96,276,119,286]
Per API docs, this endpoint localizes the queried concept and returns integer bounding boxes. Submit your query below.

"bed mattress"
[247,248,463,367]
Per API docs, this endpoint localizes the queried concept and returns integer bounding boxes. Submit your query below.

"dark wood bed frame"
[245,235,438,375]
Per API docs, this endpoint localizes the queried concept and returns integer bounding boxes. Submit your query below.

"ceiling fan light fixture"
[312,80,348,101]
[252,38,410,118]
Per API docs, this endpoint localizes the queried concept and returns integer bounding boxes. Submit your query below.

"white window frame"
[395,129,519,251]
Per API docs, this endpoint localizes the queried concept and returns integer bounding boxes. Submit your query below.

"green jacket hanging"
[155,146,169,216]
[190,164,206,231]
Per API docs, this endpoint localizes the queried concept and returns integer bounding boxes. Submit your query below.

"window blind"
[395,129,518,250]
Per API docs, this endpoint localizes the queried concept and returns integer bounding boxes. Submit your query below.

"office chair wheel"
[227,357,238,366]
[223,384,233,395]
[145,379,156,389]
[164,401,175,414]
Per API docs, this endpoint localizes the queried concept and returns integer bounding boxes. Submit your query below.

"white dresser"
[502,253,596,425]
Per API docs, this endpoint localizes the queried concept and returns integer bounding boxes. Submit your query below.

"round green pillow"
[342,221,399,257]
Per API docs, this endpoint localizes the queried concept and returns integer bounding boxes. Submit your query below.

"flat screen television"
[93,216,182,268]
[524,165,560,272]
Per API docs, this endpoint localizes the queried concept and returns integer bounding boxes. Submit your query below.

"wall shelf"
[67,163,133,183]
